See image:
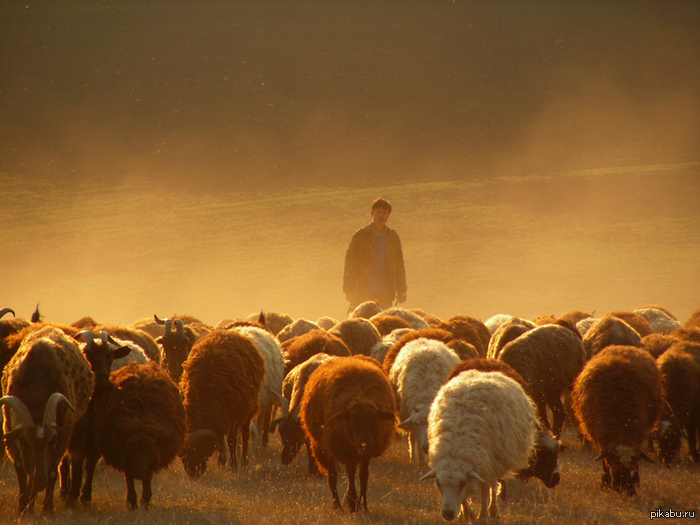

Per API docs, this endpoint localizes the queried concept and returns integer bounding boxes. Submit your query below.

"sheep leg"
[327,462,341,509]
[140,475,152,510]
[488,484,499,519]
[241,423,251,468]
[13,462,30,515]
[477,482,490,524]
[359,459,370,512]
[533,393,552,432]
[259,405,272,449]
[81,448,100,504]
[344,462,358,512]
[547,391,566,439]
[687,421,699,462]
[66,453,85,506]
[41,466,59,515]
[305,440,320,475]
[226,428,237,470]
[59,456,71,501]
[125,473,138,510]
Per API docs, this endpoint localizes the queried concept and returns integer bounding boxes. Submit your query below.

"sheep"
[642,333,679,359]
[316,316,338,330]
[558,310,593,327]
[484,314,514,335]
[389,338,460,466]
[329,317,382,356]
[131,314,210,340]
[93,362,186,509]
[154,314,211,382]
[383,328,456,374]
[94,324,161,364]
[232,325,285,449]
[370,307,429,330]
[349,300,383,319]
[1,325,94,515]
[655,345,700,464]
[583,316,643,359]
[437,315,490,357]
[576,317,599,337]
[572,345,662,496]
[179,330,266,478]
[243,311,294,336]
[498,323,586,438]
[369,327,414,364]
[685,308,700,330]
[277,318,321,343]
[271,353,335,474]
[634,307,682,334]
[486,317,535,359]
[370,315,413,337]
[282,329,351,376]
[605,310,653,338]
[300,355,396,512]
[447,358,562,491]
[423,370,536,523]
[60,331,133,506]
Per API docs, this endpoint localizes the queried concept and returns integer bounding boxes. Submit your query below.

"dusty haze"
[1,1,699,326]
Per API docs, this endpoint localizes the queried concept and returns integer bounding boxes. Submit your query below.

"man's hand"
[397,292,407,304]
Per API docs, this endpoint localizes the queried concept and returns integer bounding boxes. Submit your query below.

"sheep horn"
[100,331,109,345]
[174,319,185,335]
[42,392,75,428]
[637,450,654,463]
[155,314,174,334]
[75,330,96,345]
[276,393,290,416]
[398,409,420,429]
[0,308,16,319]
[0,396,35,429]
[419,469,436,481]
[468,470,485,483]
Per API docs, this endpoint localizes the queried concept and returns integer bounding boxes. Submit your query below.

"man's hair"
[371,197,392,213]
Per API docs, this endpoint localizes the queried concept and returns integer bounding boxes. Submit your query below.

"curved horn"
[276,393,290,416]
[469,470,485,483]
[0,308,16,319]
[0,396,35,429]
[420,469,436,481]
[75,330,96,345]
[100,331,109,345]
[174,319,185,335]
[154,314,166,325]
[42,393,75,428]
[398,410,420,429]
[637,450,654,463]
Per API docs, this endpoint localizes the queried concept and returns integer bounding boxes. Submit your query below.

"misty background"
[1,1,699,325]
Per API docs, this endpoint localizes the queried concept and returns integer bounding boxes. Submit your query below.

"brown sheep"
[572,345,662,496]
[329,317,382,356]
[383,328,455,374]
[685,308,700,330]
[583,316,642,359]
[154,315,212,382]
[558,310,593,327]
[301,355,396,512]
[93,362,185,509]
[282,329,351,376]
[498,323,586,438]
[437,314,490,357]
[606,310,654,338]
[655,345,700,464]
[486,317,536,359]
[641,333,679,359]
[179,330,265,478]
[94,324,161,364]
[370,315,413,337]
[1,326,94,515]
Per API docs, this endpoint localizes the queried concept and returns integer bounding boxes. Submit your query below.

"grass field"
[0,424,697,524]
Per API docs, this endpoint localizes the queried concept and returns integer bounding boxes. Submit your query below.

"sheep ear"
[113,345,132,359]
[420,469,436,481]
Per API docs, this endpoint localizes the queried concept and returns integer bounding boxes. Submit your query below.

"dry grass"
[1,425,697,524]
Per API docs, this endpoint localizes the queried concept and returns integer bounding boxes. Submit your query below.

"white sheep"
[633,307,682,334]
[369,327,414,363]
[484,314,515,335]
[370,307,429,330]
[423,370,536,523]
[232,325,285,450]
[389,338,460,467]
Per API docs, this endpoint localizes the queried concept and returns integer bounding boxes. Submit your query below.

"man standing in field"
[343,197,407,311]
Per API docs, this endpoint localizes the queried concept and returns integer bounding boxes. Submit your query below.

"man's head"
[371,197,392,213]
[371,198,392,232]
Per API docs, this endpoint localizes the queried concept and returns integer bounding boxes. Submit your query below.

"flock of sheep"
[1,302,699,522]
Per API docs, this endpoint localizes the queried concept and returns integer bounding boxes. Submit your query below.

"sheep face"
[518,429,561,488]
[337,401,394,460]
[179,429,218,479]
[277,416,306,465]
[597,445,650,496]
[4,425,62,494]
[434,470,481,522]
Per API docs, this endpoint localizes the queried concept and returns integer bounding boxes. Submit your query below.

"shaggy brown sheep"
[282,329,351,376]
[301,355,396,512]
[572,345,662,496]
